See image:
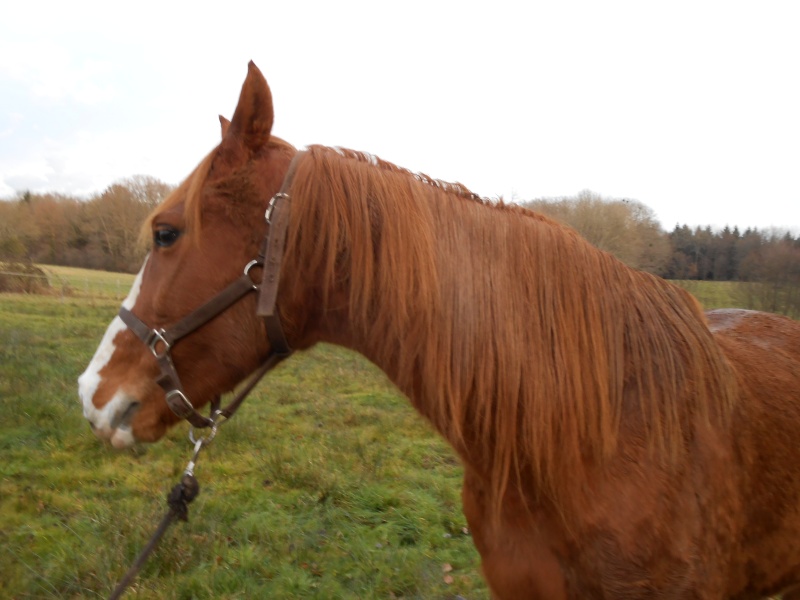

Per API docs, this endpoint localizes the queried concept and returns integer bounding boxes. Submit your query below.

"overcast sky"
[1,1,798,232]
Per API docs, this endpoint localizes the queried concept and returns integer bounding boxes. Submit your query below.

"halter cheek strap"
[257,150,301,353]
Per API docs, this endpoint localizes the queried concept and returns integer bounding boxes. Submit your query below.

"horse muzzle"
[78,370,141,448]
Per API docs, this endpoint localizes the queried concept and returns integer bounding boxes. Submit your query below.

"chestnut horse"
[79,62,800,599]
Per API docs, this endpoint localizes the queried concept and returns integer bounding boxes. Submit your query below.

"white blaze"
[78,257,148,446]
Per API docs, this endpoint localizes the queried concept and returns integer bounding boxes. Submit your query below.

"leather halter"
[117,152,302,429]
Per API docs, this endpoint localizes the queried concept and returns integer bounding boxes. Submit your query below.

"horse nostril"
[111,401,141,429]
[88,420,97,430]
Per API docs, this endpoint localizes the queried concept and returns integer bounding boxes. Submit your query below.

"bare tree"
[524,191,670,275]
[84,183,152,271]
[121,175,174,210]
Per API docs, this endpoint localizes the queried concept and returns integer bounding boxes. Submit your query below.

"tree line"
[525,191,799,317]
[0,175,172,273]
[1,183,798,316]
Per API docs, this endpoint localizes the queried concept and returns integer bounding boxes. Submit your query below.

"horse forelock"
[140,136,296,246]
[139,151,214,246]
[284,145,738,518]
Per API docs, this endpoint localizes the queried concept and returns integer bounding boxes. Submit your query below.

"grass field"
[42,265,137,300]
[1,266,484,599]
[671,279,740,311]
[0,266,784,599]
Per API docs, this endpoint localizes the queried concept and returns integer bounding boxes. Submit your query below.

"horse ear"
[219,115,230,139]
[223,61,274,155]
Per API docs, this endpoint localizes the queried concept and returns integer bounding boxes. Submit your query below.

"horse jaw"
[78,258,148,448]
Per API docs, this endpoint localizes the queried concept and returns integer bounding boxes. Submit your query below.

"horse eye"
[153,227,181,248]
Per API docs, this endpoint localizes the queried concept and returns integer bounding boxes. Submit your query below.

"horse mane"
[284,145,738,516]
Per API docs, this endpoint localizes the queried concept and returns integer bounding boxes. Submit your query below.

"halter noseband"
[117,152,302,429]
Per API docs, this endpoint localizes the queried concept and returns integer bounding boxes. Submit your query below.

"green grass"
[672,279,800,319]
[0,266,485,599]
[671,279,741,310]
[2,267,778,599]
[41,265,136,300]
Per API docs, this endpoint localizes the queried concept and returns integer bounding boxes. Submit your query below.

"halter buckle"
[165,389,194,418]
[265,192,288,224]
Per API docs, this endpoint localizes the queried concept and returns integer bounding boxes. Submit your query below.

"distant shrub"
[0,262,51,293]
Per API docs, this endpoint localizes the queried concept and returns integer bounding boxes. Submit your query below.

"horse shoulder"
[462,448,736,599]
[461,469,570,599]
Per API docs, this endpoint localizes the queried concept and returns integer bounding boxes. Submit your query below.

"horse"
[79,62,800,599]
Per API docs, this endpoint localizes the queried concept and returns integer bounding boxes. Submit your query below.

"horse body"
[463,308,800,599]
[319,198,800,598]
[79,63,800,598]
[709,310,800,598]
[456,312,800,599]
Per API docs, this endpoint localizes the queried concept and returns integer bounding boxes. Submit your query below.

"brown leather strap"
[217,352,285,419]
[258,193,291,353]
[166,274,256,345]
[257,151,304,355]
[119,271,254,352]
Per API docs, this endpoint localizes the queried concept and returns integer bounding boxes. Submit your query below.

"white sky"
[1,0,798,232]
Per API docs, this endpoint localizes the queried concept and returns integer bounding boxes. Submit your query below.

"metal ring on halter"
[244,259,261,276]
[148,328,171,358]
[243,259,262,288]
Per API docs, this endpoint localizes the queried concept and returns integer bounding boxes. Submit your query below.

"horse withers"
[79,62,800,599]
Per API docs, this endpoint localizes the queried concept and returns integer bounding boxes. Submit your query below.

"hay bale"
[0,262,51,293]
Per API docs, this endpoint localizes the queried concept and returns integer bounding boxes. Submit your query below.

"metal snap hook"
[188,409,225,445]
[185,409,226,476]
[184,437,205,477]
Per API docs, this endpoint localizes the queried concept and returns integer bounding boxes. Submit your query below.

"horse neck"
[284,182,576,484]
[281,154,736,515]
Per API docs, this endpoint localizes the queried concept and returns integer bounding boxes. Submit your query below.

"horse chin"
[109,426,137,449]
[88,420,138,449]
[88,399,171,448]
[100,419,167,449]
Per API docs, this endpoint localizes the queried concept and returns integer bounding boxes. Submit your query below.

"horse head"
[78,62,295,447]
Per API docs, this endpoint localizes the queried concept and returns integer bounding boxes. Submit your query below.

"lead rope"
[108,153,300,599]
[107,356,280,600]
[107,437,205,600]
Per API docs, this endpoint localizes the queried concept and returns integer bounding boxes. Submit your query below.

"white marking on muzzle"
[78,257,148,444]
